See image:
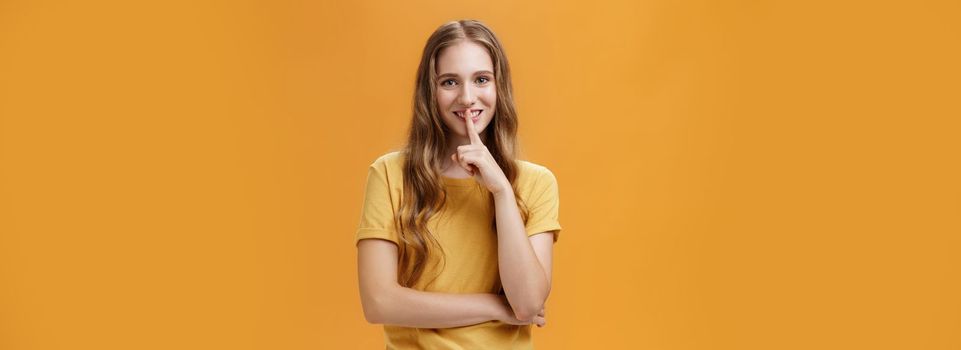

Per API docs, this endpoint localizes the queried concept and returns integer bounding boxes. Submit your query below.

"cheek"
[487,96,497,110]
[436,91,455,107]
[481,87,496,105]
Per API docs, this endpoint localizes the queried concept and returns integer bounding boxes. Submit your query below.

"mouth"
[453,109,482,120]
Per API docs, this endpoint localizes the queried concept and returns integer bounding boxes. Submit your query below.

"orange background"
[1,0,959,349]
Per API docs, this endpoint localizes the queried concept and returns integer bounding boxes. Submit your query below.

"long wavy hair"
[395,19,531,288]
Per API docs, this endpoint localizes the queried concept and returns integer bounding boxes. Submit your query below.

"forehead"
[435,41,493,76]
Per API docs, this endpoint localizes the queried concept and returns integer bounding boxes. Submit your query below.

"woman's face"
[434,41,496,141]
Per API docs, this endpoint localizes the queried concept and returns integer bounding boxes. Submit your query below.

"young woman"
[355,19,562,349]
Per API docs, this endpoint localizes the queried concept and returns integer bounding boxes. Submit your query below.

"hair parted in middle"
[395,19,531,289]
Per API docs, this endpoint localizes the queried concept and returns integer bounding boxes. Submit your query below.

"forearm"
[372,286,506,329]
[493,190,550,320]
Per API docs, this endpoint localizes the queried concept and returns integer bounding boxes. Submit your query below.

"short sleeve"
[524,168,562,243]
[355,161,400,246]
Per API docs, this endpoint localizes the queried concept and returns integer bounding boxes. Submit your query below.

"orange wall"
[1,1,959,349]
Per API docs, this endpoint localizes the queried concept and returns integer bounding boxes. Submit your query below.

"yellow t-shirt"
[355,150,562,349]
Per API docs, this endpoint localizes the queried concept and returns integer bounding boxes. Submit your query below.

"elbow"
[361,298,381,324]
[511,301,545,323]
[513,310,536,323]
[509,288,550,322]
[513,307,539,323]
[362,303,382,324]
[361,289,394,324]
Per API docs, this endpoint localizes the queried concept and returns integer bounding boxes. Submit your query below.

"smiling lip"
[454,109,482,119]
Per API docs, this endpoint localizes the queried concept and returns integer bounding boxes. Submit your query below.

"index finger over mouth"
[464,111,483,145]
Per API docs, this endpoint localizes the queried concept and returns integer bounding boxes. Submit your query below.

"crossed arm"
[356,226,554,328]
[492,190,554,321]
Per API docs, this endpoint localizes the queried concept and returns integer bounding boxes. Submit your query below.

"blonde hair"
[395,19,530,288]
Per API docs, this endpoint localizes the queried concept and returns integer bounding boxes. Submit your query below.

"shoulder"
[370,150,405,168]
[367,150,407,177]
[516,159,556,178]
[365,150,406,188]
[515,159,558,188]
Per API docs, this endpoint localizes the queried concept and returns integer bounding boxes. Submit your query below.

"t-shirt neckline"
[442,175,480,188]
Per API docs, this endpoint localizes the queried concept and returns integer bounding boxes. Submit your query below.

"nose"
[457,84,475,106]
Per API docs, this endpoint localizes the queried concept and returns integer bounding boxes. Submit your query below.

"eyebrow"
[437,70,494,79]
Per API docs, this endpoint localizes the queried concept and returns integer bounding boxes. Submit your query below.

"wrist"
[487,293,510,322]
[492,185,514,199]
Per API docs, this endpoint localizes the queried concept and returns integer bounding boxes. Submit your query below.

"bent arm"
[493,190,552,321]
[357,238,510,328]
[373,285,506,328]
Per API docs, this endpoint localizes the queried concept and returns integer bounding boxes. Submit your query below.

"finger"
[458,155,474,176]
[464,110,483,145]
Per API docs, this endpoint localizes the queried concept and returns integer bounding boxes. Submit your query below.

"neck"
[444,136,470,155]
